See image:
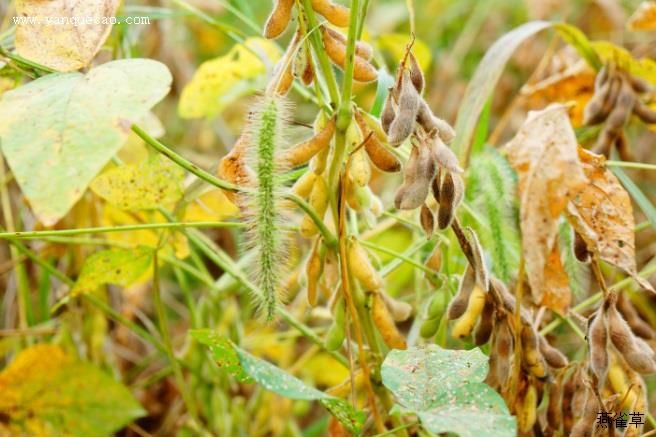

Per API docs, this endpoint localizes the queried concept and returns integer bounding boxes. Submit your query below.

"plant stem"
[0,221,243,240]
[336,0,361,130]
[606,160,656,171]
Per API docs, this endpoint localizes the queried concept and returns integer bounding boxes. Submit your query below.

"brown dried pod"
[632,98,656,124]
[431,167,441,202]
[447,266,476,320]
[381,291,413,322]
[264,0,295,39]
[626,71,652,94]
[417,100,456,144]
[283,118,335,167]
[320,26,377,82]
[616,132,635,162]
[588,309,609,385]
[372,292,407,349]
[408,52,424,93]
[305,237,323,306]
[490,277,531,324]
[437,172,463,229]
[465,226,489,291]
[381,92,396,135]
[293,43,315,86]
[388,70,421,145]
[430,136,462,173]
[321,26,373,60]
[607,299,656,374]
[521,324,549,379]
[354,111,401,173]
[569,387,599,437]
[572,230,590,263]
[420,203,435,239]
[583,74,614,126]
[617,293,656,339]
[394,143,436,210]
[473,293,494,345]
[311,0,350,27]
[539,336,568,369]
[493,315,513,386]
[561,369,577,434]
[546,376,563,433]
[516,384,538,433]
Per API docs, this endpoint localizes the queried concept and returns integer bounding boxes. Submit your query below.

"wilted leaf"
[178,38,281,119]
[381,345,516,437]
[566,148,655,292]
[191,330,365,434]
[504,104,587,310]
[521,61,595,127]
[452,20,552,160]
[15,0,119,71]
[91,155,184,211]
[183,189,240,222]
[0,344,145,437]
[0,59,172,225]
[627,1,656,31]
[72,247,153,296]
[590,41,656,84]
[540,241,572,313]
[376,33,432,71]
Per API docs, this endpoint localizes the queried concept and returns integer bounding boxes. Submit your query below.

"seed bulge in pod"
[588,309,609,384]
[451,285,486,339]
[372,292,407,349]
[607,299,656,374]
[420,203,434,238]
[264,0,294,39]
[388,70,420,146]
[473,293,494,345]
[447,266,476,320]
[347,237,384,291]
[521,323,548,379]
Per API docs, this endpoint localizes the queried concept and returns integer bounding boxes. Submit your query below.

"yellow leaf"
[184,189,240,222]
[566,148,655,293]
[591,40,656,84]
[91,155,184,211]
[15,0,119,71]
[376,33,432,72]
[301,354,350,388]
[627,1,656,31]
[504,104,587,311]
[179,38,281,118]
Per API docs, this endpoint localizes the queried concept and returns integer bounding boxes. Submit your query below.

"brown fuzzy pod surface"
[354,111,401,172]
[588,310,609,384]
[264,0,295,39]
[283,118,335,167]
[388,70,421,145]
[607,299,656,374]
[372,292,407,349]
[447,266,476,320]
[394,143,436,210]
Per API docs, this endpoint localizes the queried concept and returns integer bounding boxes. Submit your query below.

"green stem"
[0,221,243,240]
[359,239,438,278]
[336,0,361,130]
[152,252,201,424]
[606,160,656,171]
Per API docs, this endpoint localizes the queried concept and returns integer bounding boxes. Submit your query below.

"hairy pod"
[349,148,371,187]
[284,117,335,167]
[632,98,656,124]
[473,293,494,345]
[325,297,346,351]
[421,290,448,338]
[431,167,441,202]
[607,299,656,374]
[493,316,513,386]
[588,309,609,384]
[517,384,538,433]
[447,266,476,320]
[264,0,294,39]
[561,369,577,434]
[425,244,442,272]
[408,52,424,93]
[305,237,323,306]
[608,361,636,410]
[420,203,435,238]
[394,143,436,210]
[388,70,421,145]
[572,230,590,263]
[294,42,314,86]
[626,71,652,94]
[417,101,456,144]
[291,170,317,198]
[583,74,614,125]
[381,92,396,135]
[451,285,486,339]
[311,0,350,27]
[322,26,373,60]
[521,324,548,379]
[300,175,329,237]
[490,277,531,324]
[615,132,634,162]
[569,387,599,437]
[381,291,413,322]
[360,111,391,143]
[354,111,401,172]
[430,136,462,173]
[320,26,377,82]
[437,172,464,229]
[546,377,563,433]
[465,226,489,291]
[624,369,647,437]
[604,78,635,135]
[617,293,655,339]
[347,237,384,291]
[539,336,568,369]
[372,292,407,349]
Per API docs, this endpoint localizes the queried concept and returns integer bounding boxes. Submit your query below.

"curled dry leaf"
[504,104,587,311]
[627,1,656,31]
[565,147,655,292]
[15,0,120,71]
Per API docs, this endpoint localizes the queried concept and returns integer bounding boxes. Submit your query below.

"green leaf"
[553,22,602,70]
[72,247,153,296]
[452,21,552,160]
[382,345,516,437]
[191,330,365,434]
[178,38,281,119]
[0,344,145,437]
[91,155,185,211]
[613,167,656,231]
[0,59,172,225]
